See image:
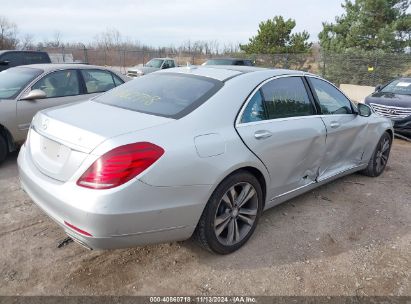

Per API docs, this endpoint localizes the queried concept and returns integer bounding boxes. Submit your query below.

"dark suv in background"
[365,77,411,139]
[0,50,51,72]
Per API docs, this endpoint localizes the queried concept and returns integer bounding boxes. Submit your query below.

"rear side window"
[32,69,80,98]
[95,73,223,119]
[260,77,314,120]
[24,52,50,64]
[309,78,353,114]
[81,69,118,94]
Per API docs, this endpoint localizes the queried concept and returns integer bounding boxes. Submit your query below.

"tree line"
[1,0,410,56]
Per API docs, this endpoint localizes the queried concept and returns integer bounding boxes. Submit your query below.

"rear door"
[16,69,84,136]
[236,76,326,200]
[306,76,368,180]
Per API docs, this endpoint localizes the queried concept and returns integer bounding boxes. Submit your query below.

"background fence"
[41,46,411,87]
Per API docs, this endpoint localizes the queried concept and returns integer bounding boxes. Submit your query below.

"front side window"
[260,77,314,120]
[0,67,43,99]
[95,73,223,119]
[81,69,117,94]
[32,69,80,98]
[309,77,353,115]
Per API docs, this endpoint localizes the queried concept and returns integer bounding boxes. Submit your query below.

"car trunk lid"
[28,101,173,181]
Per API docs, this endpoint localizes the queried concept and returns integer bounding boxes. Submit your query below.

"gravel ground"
[0,139,410,296]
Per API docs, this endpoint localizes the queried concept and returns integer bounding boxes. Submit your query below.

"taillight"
[77,142,164,190]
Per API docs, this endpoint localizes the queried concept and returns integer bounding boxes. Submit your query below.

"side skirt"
[264,164,368,211]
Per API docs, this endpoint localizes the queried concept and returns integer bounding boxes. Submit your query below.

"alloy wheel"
[214,182,259,246]
[375,136,390,174]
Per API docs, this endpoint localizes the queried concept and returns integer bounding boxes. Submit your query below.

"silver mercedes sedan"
[18,66,393,254]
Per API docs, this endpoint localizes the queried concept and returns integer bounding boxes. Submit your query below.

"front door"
[307,77,368,180]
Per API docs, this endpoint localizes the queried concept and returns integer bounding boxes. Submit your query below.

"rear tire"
[0,135,7,164]
[194,171,263,254]
[361,132,392,177]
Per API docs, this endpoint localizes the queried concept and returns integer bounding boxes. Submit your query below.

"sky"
[2,0,346,47]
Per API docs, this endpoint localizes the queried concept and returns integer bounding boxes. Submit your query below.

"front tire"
[195,171,263,254]
[361,132,392,177]
[0,135,7,164]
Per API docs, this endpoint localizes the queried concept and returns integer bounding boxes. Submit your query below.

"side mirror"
[375,84,382,92]
[0,60,10,66]
[357,103,372,117]
[21,89,47,101]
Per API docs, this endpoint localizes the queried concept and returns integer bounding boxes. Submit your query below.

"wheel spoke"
[381,140,390,153]
[221,194,233,209]
[376,158,382,173]
[238,214,254,226]
[234,219,240,243]
[238,187,256,208]
[227,187,237,206]
[239,208,257,216]
[381,154,388,165]
[236,184,251,206]
[215,213,231,227]
[215,216,231,236]
[227,219,235,244]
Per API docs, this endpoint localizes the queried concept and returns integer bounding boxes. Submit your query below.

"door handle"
[330,122,340,129]
[254,130,272,140]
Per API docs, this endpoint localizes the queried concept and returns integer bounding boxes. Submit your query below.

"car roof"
[0,50,48,54]
[156,65,308,82]
[17,63,114,72]
[206,58,252,61]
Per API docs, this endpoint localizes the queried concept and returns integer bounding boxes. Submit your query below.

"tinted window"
[95,73,223,119]
[81,69,116,94]
[24,52,50,64]
[203,59,235,65]
[32,70,80,98]
[381,79,411,95]
[0,52,23,67]
[112,73,124,86]
[0,67,43,99]
[260,77,314,119]
[241,90,266,123]
[310,78,353,114]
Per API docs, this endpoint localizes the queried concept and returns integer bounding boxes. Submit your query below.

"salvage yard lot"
[0,140,410,296]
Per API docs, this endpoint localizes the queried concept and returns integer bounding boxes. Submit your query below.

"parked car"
[202,58,254,66]
[365,77,411,138]
[18,66,393,254]
[127,58,177,77]
[0,50,51,72]
[0,64,127,163]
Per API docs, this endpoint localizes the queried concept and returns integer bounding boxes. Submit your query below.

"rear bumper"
[18,144,212,249]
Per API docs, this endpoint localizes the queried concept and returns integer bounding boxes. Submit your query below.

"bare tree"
[19,33,35,50]
[0,16,18,49]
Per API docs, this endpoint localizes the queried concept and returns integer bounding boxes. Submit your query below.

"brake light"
[77,142,164,190]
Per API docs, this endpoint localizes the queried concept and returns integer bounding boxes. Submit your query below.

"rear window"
[94,73,223,118]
